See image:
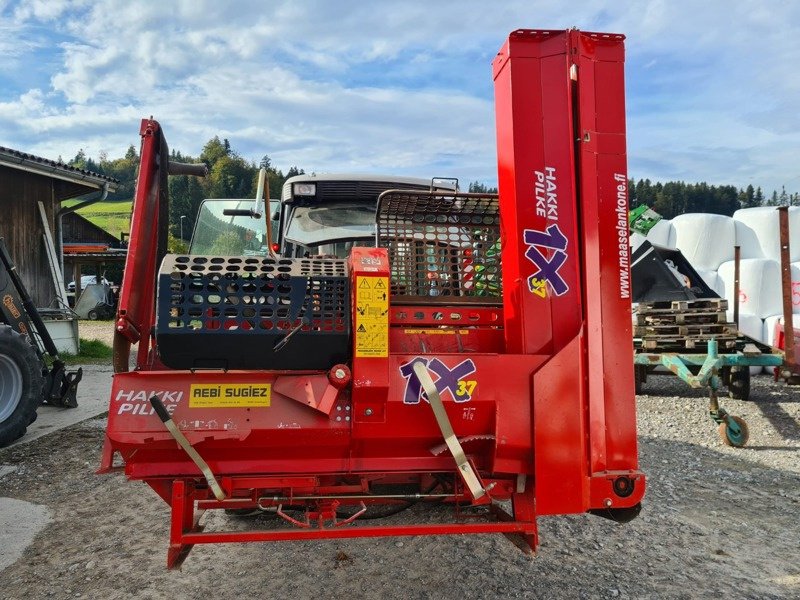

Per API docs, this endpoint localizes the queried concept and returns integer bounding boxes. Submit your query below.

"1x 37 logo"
[399,357,478,404]
[523,224,569,298]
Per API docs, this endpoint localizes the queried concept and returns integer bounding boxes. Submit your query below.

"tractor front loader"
[99,29,645,567]
[0,238,82,446]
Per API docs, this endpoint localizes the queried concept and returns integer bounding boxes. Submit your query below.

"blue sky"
[1,0,799,195]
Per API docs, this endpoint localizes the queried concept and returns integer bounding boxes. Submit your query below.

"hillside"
[62,198,132,239]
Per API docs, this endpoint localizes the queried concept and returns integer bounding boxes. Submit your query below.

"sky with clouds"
[1,0,799,194]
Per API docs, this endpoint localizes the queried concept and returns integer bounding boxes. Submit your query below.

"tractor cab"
[189,198,280,256]
[277,174,452,258]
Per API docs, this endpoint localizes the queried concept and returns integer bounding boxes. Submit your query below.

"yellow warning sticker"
[355,276,389,357]
[189,383,271,408]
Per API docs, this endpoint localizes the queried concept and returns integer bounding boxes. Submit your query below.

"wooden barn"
[0,146,117,308]
[62,212,127,300]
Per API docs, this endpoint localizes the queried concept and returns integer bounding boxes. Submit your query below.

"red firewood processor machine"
[99,29,645,567]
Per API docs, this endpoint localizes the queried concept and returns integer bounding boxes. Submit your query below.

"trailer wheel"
[0,325,44,447]
[634,365,646,394]
[718,415,749,448]
[87,309,99,321]
[728,367,751,401]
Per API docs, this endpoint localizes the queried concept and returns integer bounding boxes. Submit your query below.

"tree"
[286,166,305,178]
[779,185,789,206]
[468,181,498,193]
[200,136,230,168]
[207,155,254,198]
[259,155,272,170]
[767,190,780,206]
[740,184,758,209]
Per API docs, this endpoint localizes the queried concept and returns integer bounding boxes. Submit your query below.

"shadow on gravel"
[753,402,800,442]
[2,420,800,599]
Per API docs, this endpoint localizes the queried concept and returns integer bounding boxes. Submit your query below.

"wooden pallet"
[640,335,738,351]
[635,298,728,313]
[634,323,739,338]
[633,297,740,353]
[635,310,728,326]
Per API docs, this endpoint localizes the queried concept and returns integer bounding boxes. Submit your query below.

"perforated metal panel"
[376,191,501,304]
[155,255,350,370]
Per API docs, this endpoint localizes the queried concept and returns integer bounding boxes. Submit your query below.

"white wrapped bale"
[718,258,783,319]
[732,206,800,263]
[630,231,647,253]
[763,315,783,348]
[727,312,767,374]
[645,219,675,248]
[671,213,736,270]
[725,311,765,343]
[733,220,764,259]
[793,263,800,314]
[693,268,721,294]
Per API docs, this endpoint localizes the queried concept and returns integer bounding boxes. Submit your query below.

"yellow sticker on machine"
[189,383,271,408]
[355,276,389,357]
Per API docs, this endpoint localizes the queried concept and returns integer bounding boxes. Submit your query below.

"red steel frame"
[99,29,645,568]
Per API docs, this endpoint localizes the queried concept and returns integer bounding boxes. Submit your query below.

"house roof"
[0,145,118,201]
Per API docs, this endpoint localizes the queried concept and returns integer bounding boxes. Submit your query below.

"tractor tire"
[0,325,44,447]
[728,367,751,401]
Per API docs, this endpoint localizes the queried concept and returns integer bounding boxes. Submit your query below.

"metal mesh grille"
[376,191,501,304]
[160,255,348,334]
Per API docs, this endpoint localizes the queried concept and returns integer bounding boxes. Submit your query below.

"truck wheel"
[0,325,44,447]
[728,367,751,401]
[88,309,99,321]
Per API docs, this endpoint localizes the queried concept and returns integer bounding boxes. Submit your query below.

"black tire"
[0,325,44,447]
[634,365,646,395]
[728,367,751,401]
[87,309,99,321]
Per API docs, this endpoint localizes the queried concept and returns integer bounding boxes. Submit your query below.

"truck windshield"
[189,199,278,256]
[284,202,376,247]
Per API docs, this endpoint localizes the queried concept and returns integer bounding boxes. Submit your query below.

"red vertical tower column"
[492,30,583,357]
[493,30,644,515]
[571,31,641,488]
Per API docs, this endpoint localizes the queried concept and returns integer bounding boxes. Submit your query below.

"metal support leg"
[168,480,205,569]
[489,488,538,554]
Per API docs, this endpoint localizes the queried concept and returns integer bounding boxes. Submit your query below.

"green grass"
[58,338,114,365]
[62,198,132,239]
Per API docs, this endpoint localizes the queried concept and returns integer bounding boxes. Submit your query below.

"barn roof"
[0,145,118,201]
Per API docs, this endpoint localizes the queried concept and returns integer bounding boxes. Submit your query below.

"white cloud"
[1,0,800,193]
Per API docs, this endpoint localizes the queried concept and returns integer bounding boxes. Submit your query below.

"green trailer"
[634,338,784,448]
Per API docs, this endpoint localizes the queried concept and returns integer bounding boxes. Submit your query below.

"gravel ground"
[76,320,115,347]
[0,373,798,599]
